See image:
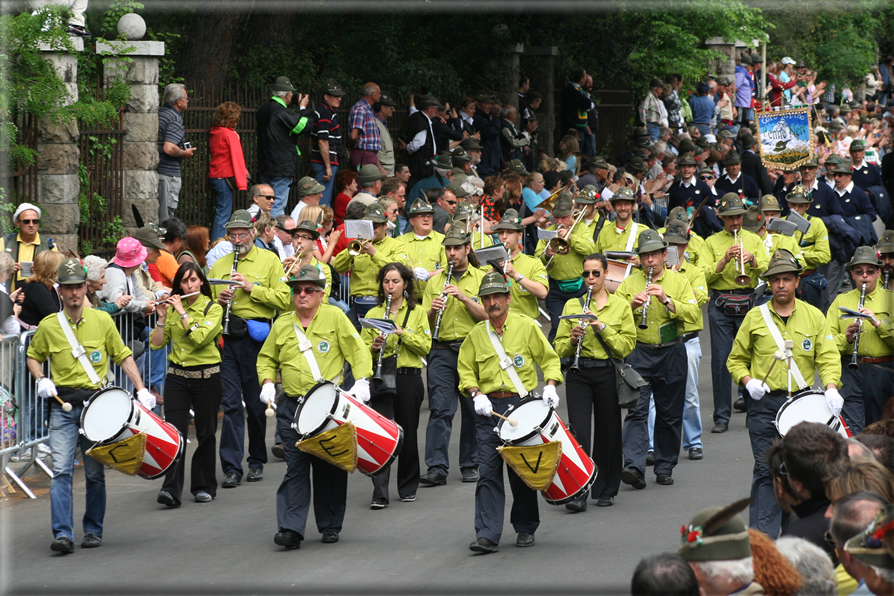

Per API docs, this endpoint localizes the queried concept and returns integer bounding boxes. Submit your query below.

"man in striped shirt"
[349,82,386,175]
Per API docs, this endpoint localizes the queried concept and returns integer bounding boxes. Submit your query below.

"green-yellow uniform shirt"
[792,214,831,269]
[458,311,563,395]
[209,246,291,319]
[554,292,636,359]
[27,308,132,390]
[257,304,373,397]
[675,261,709,333]
[399,230,446,295]
[482,252,548,320]
[309,257,332,300]
[471,231,494,249]
[728,299,841,391]
[151,295,223,367]
[615,268,701,344]
[360,301,432,368]
[657,227,706,267]
[827,285,894,357]
[758,232,806,284]
[595,220,643,256]
[333,236,413,297]
[535,222,592,283]
[701,229,770,289]
[422,266,486,342]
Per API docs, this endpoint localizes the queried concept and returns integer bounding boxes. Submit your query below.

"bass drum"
[775,389,851,439]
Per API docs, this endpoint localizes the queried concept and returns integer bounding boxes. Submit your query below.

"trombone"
[539,203,588,267]
[733,229,751,287]
[535,182,572,212]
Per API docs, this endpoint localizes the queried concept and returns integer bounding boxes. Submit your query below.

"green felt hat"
[478,270,510,296]
[663,222,690,245]
[552,194,574,217]
[491,209,524,232]
[225,209,254,229]
[761,248,802,278]
[57,258,88,285]
[759,195,782,213]
[844,504,894,570]
[295,176,325,197]
[612,187,636,204]
[636,229,668,255]
[718,193,747,216]
[786,184,812,204]
[362,203,388,223]
[678,498,752,562]
[294,220,322,240]
[407,198,435,216]
[286,264,327,288]
[576,186,600,205]
[442,221,471,246]
[742,205,766,233]
[876,230,894,255]
[846,246,882,269]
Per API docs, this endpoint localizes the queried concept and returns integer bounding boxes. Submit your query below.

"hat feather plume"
[703,498,753,535]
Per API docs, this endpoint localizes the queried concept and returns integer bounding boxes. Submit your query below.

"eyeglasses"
[699,176,714,180]
[295,234,314,242]
[445,200,457,206]
[230,232,251,240]
[833,173,849,178]
[277,226,296,234]
[852,268,878,276]
[583,270,602,277]
[258,195,276,201]
[293,287,321,295]
[18,219,39,225]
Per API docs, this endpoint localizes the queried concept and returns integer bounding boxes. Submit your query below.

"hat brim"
[491,222,523,232]
[760,264,801,279]
[357,174,386,184]
[113,246,148,268]
[325,89,346,97]
[409,208,435,216]
[299,183,326,196]
[363,216,388,224]
[846,258,881,269]
[636,241,668,255]
[442,236,470,246]
[137,237,165,250]
[478,284,510,297]
[286,277,327,289]
[225,221,253,229]
[719,208,748,216]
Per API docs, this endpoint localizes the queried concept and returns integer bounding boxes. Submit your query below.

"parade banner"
[756,107,815,170]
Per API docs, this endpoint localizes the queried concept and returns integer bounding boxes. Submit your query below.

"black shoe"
[399,495,416,502]
[689,448,703,460]
[156,490,180,508]
[370,497,388,510]
[246,467,263,482]
[66,24,92,37]
[565,497,588,512]
[321,529,340,544]
[733,398,746,412]
[646,451,654,466]
[596,495,614,507]
[516,531,535,547]
[271,443,285,460]
[81,533,102,548]
[469,537,499,553]
[222,472,241,488]
[194,491,213,503]
[656,474,674,485]
[51,536,74,554]
[711,422,729,433]
[621,466,646,489]
[461,468,479,483]
[418,470,447,486]
[274,529,302,550]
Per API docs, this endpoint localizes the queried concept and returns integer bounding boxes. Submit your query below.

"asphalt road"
[1,318,757,596]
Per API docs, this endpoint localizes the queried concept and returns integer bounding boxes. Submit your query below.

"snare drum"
[605,260,632,294]
[294,382,404,477]
[775,389,851,439]
[497,398,597,504]
[80,387,184,479]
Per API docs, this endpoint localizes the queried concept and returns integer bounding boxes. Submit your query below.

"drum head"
[498,398,552,443]
[82,388,133,443]
[295,382,339,435]
[776,391,833,437]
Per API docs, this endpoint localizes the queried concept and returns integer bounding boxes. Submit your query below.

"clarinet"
[884,269,891,291]
[222,246,241,336]
[373,293,393,382]
[431,261,455,341]
[849,282,867,370]
[638,267,654,330]
[569,284,594,372]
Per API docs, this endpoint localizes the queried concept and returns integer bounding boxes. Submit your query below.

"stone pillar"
[36,38,83,254]
[97,19,164,229]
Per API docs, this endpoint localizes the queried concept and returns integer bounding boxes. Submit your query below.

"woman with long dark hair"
[149,262,224,507]
[360,262,431,508]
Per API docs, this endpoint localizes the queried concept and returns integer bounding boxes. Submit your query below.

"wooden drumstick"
[265,398,275,418]
[759,350,786,387]
[490,410,518,427]
[53,392,72,413]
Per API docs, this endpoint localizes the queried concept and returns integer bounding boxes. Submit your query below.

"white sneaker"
[38,443,52,456]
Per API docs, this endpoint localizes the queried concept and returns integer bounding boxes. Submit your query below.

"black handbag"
[371,307,411,396]
[593,326,648,409]
[224,313,248,339]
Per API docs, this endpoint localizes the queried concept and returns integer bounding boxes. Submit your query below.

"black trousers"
[565,365,622,499]
[161,368,222,503]
[220,335,266,477]
[840,359,894,435]
[370,372,425,502]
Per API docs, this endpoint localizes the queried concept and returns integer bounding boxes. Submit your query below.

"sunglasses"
[18,219,40,225]
[700,176,714,180]
[277,226,296,234]
[852,268,878,276]
[583,270,602,277]
[292,287,321,295]
[259,195,276,201]
[445,200,457,206]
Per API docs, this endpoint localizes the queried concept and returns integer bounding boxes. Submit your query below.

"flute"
[156,291,201,305]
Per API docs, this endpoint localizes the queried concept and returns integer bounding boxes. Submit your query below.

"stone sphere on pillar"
[117,13,146,40]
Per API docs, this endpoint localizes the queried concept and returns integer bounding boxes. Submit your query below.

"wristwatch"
[515,274,525,283]
[663,297,672,306]
[469,389,480,399]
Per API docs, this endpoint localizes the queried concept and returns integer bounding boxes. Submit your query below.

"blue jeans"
[261,175,292,218]
[310,162,337,208]
[210,178,234,242]
[646,123,661,142]
[49,402,105,540]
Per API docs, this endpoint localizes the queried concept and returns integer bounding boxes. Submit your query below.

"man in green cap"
[286,220,333,299]
[826,246,894,434]
[289,176,326,223]
[878,230,894,291]
[257,264,373,550]
[209,209,292,488]
[728,248,840,536]
[703,193,770,434]
[310,78,346,207]
[754,197,805,273]
[399,198,446,296]
[458,270,562,553]
[452,203,494,250]
[849,139,883,191]
[616,229,700,488]
[451,146,473,186]
[420,222,487,487]
[488,209,548,319]
[594,187,642,256]
[780,184,832,310]
[658,205,707,266]
[350,164,387,209]
[715,151,760,203]
[844,505,894,595]
[407,153,453,206]
[27,258,152,554]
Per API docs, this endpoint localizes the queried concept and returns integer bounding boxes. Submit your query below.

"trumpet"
[639,267,654,330]
[849,282,867,370]
[222,246,241,336]
[733,229,751,287]
[348,239,370,256]
[431,261,455,341]
[569,284,594,372]
[373,293,393,383]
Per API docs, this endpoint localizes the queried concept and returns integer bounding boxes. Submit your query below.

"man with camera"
[157,83,197,222]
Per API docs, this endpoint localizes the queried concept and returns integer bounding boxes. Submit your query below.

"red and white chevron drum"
[497,397,597,505]
[294,382,404,477]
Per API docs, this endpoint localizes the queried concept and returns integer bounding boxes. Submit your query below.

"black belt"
[680,332,699,342]
[397,368,422,376]
[574,357,613,369]
[711,288,752,297]
[637,339,682,349]
[431,340,461,350]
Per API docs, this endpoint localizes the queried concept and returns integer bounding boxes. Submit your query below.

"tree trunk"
[178,3,245,93]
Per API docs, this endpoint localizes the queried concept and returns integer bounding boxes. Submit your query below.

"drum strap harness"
[486,322,529,398]
[56,312,104,387]
[758,304,809,390]
[622,223,638,279]
[292,323,324,383]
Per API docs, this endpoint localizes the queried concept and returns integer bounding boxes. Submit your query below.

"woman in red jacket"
[209,102,248,242]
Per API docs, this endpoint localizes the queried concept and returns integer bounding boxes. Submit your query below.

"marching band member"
[26,258,153,554]
[826,247,894,435]
[728,248,840,537]
[488,209,548,320]
[658,206,707,267]
[361,263,431,508]
[452,204,494,249]
[257,265,373,549]
[785,185,831,309]
[209,210,291,489]
[284,220,333,299]
[753,197,805,268]
[594,187,641,256]
[555,253,636,510]
[880,230,894,291]
[398,198,446,297]
[458,271,562,553]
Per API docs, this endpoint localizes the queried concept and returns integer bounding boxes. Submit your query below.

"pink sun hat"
[112,236,148,268]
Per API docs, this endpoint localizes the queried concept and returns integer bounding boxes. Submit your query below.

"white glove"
[414,267,430,281]
[37,377,57,399]
[745,378,769,401]
[348,378,371,404]
[542,385,560,408]
[137,388,156,410]
[825,388,844,417]
[260,383,277,405]
[473,394,493,416]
